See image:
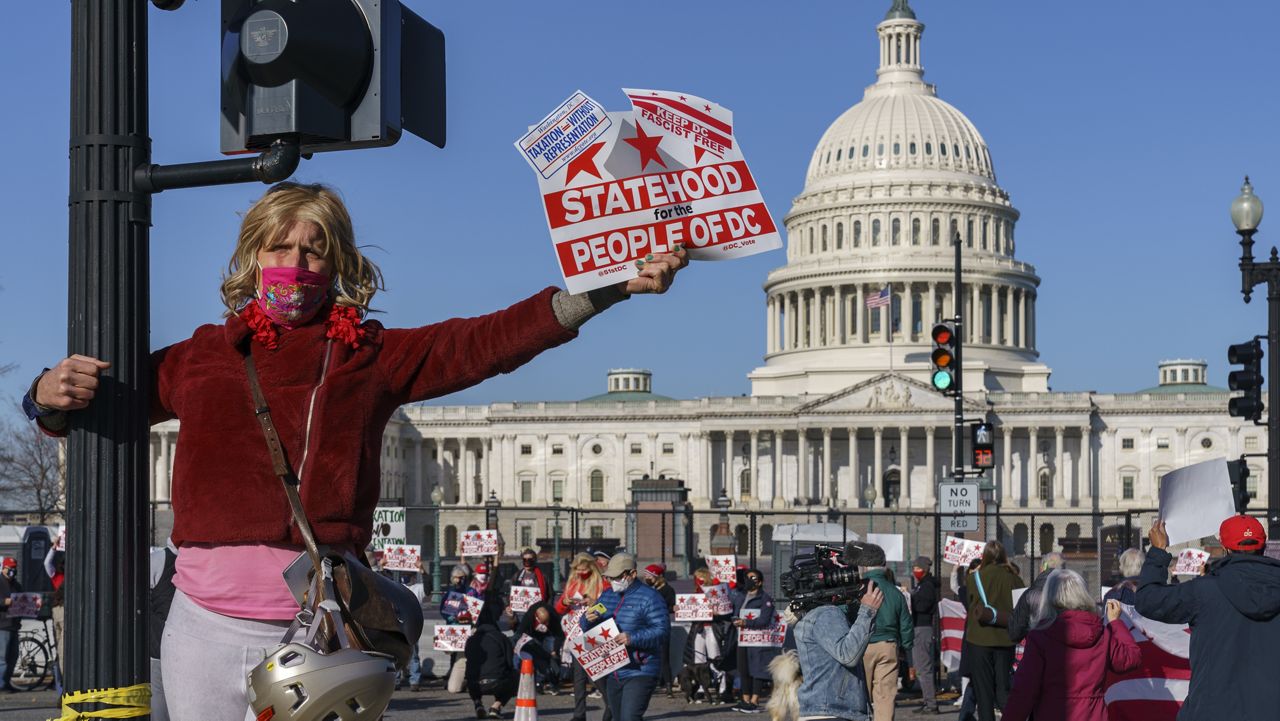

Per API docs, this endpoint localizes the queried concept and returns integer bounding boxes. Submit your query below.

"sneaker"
[545,683,561,697]
[474,706,488,719]
[742,704,764,715]
[588,689,602,699]
[488,708,503,719]
[731,702,748,713]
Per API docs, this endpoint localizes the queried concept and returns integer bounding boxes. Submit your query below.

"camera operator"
[790,578,885,720]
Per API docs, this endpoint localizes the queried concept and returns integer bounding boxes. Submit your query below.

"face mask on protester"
[256,265,330,328]
[474,574,489,586]
[523,557,536,568]
[610,575,633,594]
[578,570,591,579]
[745,577,761,591]
[535,623,548,634]
[913,569,926,581]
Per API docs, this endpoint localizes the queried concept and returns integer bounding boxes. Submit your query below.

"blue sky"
[4,1,1279,405]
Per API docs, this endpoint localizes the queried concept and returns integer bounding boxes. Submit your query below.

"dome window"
[825,151,831,164]
[821,224,828,251]
[872,219,881,246]
[877,143,884,156]
[853,221,862,247]
[931,218,940,245]
[893,142,901,155]
[891,219,901,246]
[836,222,844,249]
[848,146,855,160]
[965,146,971,160]
[862,144,869,158]
[925,142,933,155]
[953,144,960,158]
[939,144,947,157]
[909,142,917,155]
[912,218,921,246]
[836,148,842,161]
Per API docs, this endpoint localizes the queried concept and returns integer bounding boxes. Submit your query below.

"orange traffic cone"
[514,658,538,721]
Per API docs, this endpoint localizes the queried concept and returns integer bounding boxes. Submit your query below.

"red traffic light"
[931,324,953,345]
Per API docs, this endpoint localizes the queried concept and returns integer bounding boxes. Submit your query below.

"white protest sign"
[381,544,421,572]
[513,633,535,657]
[867,533,905,563]
[675,593,712,622]
[943,536,985,566]
[738,609,787,648]
[570,618,631,681]
[55,528,66,551]
[1011,588,1027,607]
[464,595,486,620]
[509,586,543,614]
[562,608,587,643]
[460,529,501,557]
[1174,548,1211,576]
[702,583,733,616]
[1158,458,1237,547]
[371,506,406,551]
[706,555,737,586]
[8,593,43,619]
[519,89,781,294]
[433,624,473,652]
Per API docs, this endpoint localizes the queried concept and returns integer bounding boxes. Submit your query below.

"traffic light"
[220,0,446,155]
[971,422,994,469]
[1227,339,1264,421]
[1228,459,1251,514]
[930,322,958,393]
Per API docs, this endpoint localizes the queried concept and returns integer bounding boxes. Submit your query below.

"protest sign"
[706,555,737,585]
[867,533,904,563]
[433,624,472,652]
[1158,458,1237,546]
[1174,548,1211,576]
[519,89,781,294]
[509,586,543,614]
[54,528,66,551]
[942,536,985,566]
[461,529,501,557]
[371,506,406,551]
[562,608,587,642]
[441,591,466,618]
[381,544,421,572]
[1011,588,1027,608]
[8,593,42,619]
[464,595,485,620]
[570,619,631,681]
[675,593,712,622]
[514,633,534,656]
[702,583,733,616]
[738,610,787,648]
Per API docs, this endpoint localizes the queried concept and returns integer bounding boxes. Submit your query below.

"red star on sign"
[704,104,712,111]
[565,142,606,184]
[708,589,718,598]
[587,636,599,648]
[774,613,784,623]
[599,627,612,640]
[745,612,756,620]
[624,125,666,171]
[574,643,585,654]
[679,95,687,101]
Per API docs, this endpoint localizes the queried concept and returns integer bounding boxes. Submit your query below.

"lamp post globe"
[863,484,878,533]
[1232,177,1264,233]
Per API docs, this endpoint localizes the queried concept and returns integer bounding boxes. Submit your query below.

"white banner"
[570,618,631,681]
[371,506,406,551]
[461,529,501,557]
[737,608,786,648]
[867,533,904,563]
[1158,458,1236,546]
[381,544,421,572]
[433,624,473,652]
[703,583,733,616]
[8,593,42,619]
[942,536,985,566]
[1173,548,1210,576]
[675,593,712,622]
[706,555,737,585]
[464,595,485,620]
[509,586,544,614]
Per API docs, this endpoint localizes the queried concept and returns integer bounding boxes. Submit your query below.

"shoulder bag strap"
[973,567,996,616]
[244,349,325,579]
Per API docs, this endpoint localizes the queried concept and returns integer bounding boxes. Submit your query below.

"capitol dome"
[750,0,1050,397]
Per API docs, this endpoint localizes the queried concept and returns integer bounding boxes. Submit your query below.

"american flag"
[865,286,891,309]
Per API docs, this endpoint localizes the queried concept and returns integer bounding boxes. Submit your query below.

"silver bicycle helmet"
[248,642,395,721]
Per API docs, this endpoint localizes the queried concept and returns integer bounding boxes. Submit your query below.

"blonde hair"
[693,568,714,587]
[220,182,384,316]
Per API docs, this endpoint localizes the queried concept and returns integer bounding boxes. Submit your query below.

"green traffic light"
[932,370,953,391]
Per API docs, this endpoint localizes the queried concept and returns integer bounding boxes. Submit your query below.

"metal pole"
[553,509,562,592]
[1269,279,1280,537]
[431,505,442,602]
[660,510,667,568]
[749,512,758,571]
[66,0,151,711]
[953,232,965,488]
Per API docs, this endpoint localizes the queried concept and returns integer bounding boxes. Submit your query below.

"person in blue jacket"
[1136,515,1280,721]
[583,553,671,721]
[730,568,780,714]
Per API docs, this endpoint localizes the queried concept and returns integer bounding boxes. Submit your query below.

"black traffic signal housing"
[1227,339,1264,422]
[221,0,446,155]
[930,322,958,394]
[1228,459,1252,514]
[971,422,994,470]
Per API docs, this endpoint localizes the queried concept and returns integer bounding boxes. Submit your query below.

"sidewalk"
[0,682,961,720]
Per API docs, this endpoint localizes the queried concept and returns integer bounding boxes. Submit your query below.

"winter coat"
[1008,569,1052,643]
[1001,610,1141,721]
[465,622,516,690]
[966,563,1024,647]
[583,581,671,680]
[1101,577,1139,606]
[732,590,780,680]
[910,573,940,627]
[510,566,549,604]
[44,288,574,549]
[1136,547,1280,720]
[863,569,913,650]
[793,603,876,721]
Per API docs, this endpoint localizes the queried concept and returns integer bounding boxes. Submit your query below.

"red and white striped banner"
[939,599,966,672]
[1104,604,1190,721]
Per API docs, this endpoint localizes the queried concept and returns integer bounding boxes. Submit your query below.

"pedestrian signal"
[220,0,446,154]
[1227,339,1264,421]
[931,323,958,393]
[971,422,994,469]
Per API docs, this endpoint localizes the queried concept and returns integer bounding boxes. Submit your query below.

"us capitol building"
[150,1,1260,561]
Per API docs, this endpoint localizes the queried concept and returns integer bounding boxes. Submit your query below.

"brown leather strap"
[244,351,325,579]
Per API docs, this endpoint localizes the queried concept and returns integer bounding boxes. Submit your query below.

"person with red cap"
[0,557,19,692]
[1136,515,1280,720]
[641,564,676,696]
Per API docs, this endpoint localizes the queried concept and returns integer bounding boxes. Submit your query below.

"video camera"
[780,542,867,613]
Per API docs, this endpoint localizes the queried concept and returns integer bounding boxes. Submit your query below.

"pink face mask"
[257,266,330,328]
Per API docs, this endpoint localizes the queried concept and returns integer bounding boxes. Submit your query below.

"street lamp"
[1230,177,1280,536]
[715,489,732,553]
[430,485,444,602]
[863,484,878,533]
[551,503,562,592]
[485,490,501,530]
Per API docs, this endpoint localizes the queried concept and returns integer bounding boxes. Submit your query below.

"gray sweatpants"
[160,589,291,721]
[912,625,937,708]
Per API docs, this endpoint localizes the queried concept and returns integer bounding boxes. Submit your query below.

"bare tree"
[0,407,65,523]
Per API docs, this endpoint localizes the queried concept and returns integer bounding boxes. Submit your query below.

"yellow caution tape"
[51,684,152,720]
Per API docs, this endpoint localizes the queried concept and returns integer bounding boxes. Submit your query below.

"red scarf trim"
[238,302,368,350]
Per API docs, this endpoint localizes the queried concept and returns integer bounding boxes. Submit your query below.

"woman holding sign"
[23,182,688,720]
[730,568,779,714]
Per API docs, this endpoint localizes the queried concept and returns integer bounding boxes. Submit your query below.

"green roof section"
[1134,383,1228,395]
[885,0,916,20]
[581,390,675,403]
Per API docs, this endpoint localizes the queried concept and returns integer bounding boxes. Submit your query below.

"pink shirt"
[173,542,304,620]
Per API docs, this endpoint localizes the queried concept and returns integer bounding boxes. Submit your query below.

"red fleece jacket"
[132,287,574,549]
